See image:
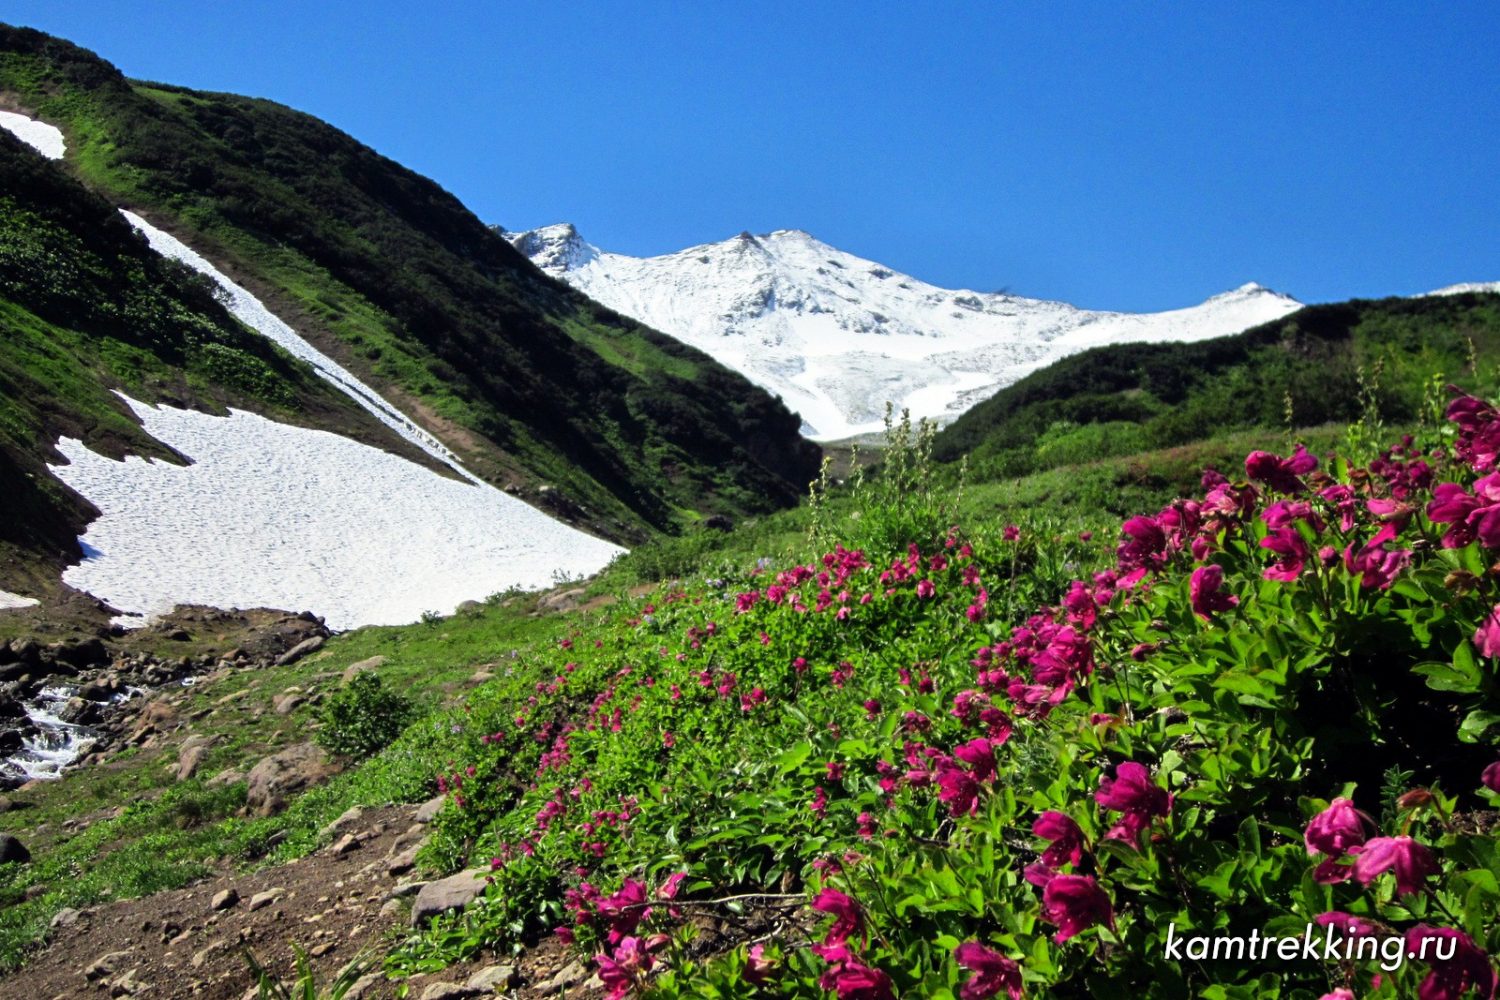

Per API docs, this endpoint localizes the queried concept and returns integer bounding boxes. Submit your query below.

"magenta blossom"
[1033,811,1086,868]
[954,940,1024,1000]
[1189,564,1238,620]
[1095,761,1171,842]
[1260,527,1310,581]
[1245,444,1317,494]
[1403,925,1497,1000]
[1305,797,1372,883]
[1352,835,1439,896]
[1343,538,1412,590]
[1477,605,1500,658]
[1483,761,1500,793]
[744,943,777,985]
[812,888,862,946]
[954,738,998,782]
[826,960,895,1000]
[1040,874,1115,943]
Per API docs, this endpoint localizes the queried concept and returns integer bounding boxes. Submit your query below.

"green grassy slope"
[933,293,1500,478]
[0,24,820,550]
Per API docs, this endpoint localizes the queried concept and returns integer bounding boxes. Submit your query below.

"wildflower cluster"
[391,389,1500,999]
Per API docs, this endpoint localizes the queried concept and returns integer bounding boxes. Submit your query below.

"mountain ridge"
[502,222,1304,439]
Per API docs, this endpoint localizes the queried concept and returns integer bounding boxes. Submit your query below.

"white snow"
[121,212,479,482]
[50,394,624,631]
[1422,282,1500,297]
[0,110,65,159]
[0,590,39,610]
[506,225,1305,440]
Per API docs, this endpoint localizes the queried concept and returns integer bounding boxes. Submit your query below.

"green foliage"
[935,294,1500,483]
[316,674,416,761]
[810,404,961,554]
[244,945,375,1000]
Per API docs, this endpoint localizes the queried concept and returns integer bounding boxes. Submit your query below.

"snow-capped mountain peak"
[503,224,1304,440]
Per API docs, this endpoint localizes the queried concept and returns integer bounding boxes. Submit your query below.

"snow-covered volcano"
[504,224,1303,440]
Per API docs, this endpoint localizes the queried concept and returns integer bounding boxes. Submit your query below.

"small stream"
[0,685,142,786]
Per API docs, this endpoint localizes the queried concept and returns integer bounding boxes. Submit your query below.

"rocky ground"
[0,792,628,999]
[0,607,330,791]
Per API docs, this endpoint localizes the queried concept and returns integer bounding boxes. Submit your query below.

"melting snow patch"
[50,394,624,630]
[0,110,65,159]
[121,211,475,481]
[0,591,39,610]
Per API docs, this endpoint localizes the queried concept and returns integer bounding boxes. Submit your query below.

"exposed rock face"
[244,743,337,816]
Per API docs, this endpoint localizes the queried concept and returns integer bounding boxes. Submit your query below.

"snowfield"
[0,591,39,610]
[0,110,65,159]
[121,212,477,482]
[0,110,624,626]
[51,395,624,631]
[505,225,1305,440]
[1424,282,1500,297]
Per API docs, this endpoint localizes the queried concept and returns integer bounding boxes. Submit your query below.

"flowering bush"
[388,389,1500,998]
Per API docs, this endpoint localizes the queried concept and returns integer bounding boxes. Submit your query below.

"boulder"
[341,655,386,684]
[275,636,325,667]
[244,743,337,816]
[414,795,447,824]
[538,587,587,613]
[419,984,479,1000]
[409,869,490,926]
[175,738,216,781]
[0,833,29,864]
[466,965,517,991]
[210,887,239,911]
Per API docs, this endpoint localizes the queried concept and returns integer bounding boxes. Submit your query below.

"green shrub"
[315,674,415,761]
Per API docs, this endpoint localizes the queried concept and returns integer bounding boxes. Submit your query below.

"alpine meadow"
[0,12,1499,1000]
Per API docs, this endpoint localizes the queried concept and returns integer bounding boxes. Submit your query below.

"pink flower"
[657,872,687,899]
[954,940,1024,1000]
[1095,761,1171,842]
[1476,605,1500,658]
[1189,564,1238,620]
[745,943,777,985]
[1343,539,1412,590]
[1352,836,1439,896]
[1305,798,1370,858]
[812,888,862,946]
[1033,811,1085,868]
[1260,527,1309,581]
[1305,797,1371,883]
[1403,925,1497,1000]
[936,760,982,817]
[1317,991,1356,1000]
[827,960,895,1000]
[953,738,998,782]
[916,579,936,599]
[1483,762,1500,793]
[1245,445,1317,493]
[1003,524,1020,541]
[1040,874,1114,942]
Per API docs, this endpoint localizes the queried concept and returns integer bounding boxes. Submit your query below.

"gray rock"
[345,973,383,1000]
[536,960,588,991]
[49,907,81,930]
[0,833,28,864]
[386,880,427,900]
[275,636,325,666]
[175,741,214,782]
[419,984,479,1000]
[322,805,364,838]
[466,965,518,991]
[414,795,447,824]
[409,869,490,926]
[331,833,360,856]
[210,887,239,911]
[244,743,336,816]
[248,888,284,912]
[341,656,387,684]
[83,950,132,981]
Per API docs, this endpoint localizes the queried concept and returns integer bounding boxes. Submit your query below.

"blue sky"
[7,3,1498,310]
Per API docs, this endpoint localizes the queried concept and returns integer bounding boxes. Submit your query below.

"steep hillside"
[0,25,820,557]
[933,293,1500,476]
[504,223,1302,439]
